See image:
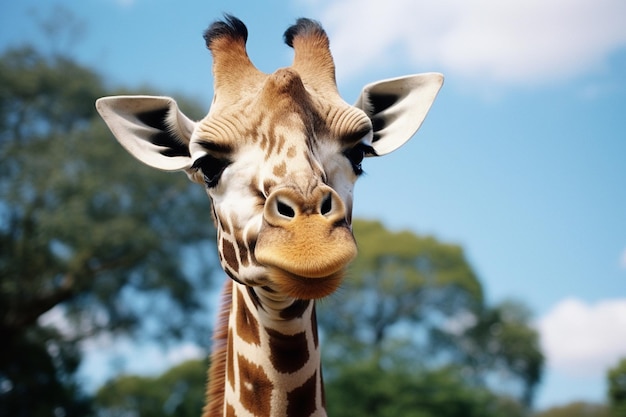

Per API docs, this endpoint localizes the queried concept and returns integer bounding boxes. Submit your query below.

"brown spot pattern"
[275,135,286,156]
[221,238,239,273]
[267,328,309,374]
[236,290,261,345]
[260,132,269,151]
[273,161,287,178]
[238,354,273,416]
[280,299,310,320]
[237,238,249,267]
[286,372,318,417]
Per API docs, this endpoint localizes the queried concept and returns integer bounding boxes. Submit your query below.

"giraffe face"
[96,16,444,301]
[187,68,373,299]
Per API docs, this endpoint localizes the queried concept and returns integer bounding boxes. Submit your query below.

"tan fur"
[96,15,444,417]
[203,280,232,417]
[206,31,265,114]
[290,27,337,97]
[256,216,356,277]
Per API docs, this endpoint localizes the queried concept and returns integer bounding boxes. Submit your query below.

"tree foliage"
[433,299,544,406]
[0,46,216,416]
[0,324,92,417]
[94,359,207,417]
[608,358,626,417]
[319,219,483,364]
[533,401,610,417]
[325,360,526,417]
[319,219,543,409]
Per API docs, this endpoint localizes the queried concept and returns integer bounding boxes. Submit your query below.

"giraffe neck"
[204,280,326,417]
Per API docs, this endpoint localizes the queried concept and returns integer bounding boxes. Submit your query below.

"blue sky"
[2,0,626,410]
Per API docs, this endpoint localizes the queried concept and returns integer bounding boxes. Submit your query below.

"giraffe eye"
[344,143,375,176]
[191,155,231,188]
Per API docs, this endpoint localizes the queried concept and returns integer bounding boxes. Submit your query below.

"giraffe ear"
[354,73,444,156]
[95,96,196,171]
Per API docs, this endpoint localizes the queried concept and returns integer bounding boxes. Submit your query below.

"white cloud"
[309,0,626,86]
[536,298,626,377]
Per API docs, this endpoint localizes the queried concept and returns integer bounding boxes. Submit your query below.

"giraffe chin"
[255,219,357,269]
[265,266,345,300]
[254,213,358,299]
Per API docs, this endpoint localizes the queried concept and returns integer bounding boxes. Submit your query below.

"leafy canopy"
[0,45,216,416]
[320,219,543,408]
[608,357,626,417]
[95,359,207,417]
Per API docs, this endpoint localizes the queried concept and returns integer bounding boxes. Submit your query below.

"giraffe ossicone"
[96,15,443,417]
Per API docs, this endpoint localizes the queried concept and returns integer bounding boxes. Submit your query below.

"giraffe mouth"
[264,266,346,300]
[254,217,357,299]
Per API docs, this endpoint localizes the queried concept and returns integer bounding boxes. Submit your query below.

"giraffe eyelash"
[192,155,231,188]
[344,143,376,176]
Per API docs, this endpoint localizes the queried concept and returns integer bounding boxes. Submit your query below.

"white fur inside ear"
[355,73,444,156]
[165,105,195,145]
[96,95,197,171]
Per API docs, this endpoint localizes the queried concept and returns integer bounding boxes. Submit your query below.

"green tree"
[0,46,215,416]
[319,219,543,410]
[94,359,207,417]
[433,300,544,406]
[319,219,483,366]
[608,358,626,416]
[325,361,526,417]
[533,401,610,417]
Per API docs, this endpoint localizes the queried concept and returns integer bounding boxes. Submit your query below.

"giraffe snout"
[254,185,357,298]
[263,186,347,228]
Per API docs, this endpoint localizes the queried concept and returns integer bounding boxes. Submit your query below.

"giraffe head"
[96,16,443,301]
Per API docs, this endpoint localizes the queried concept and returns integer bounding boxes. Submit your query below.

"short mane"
[202,280,232,417]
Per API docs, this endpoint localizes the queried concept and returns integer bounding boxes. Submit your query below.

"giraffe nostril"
[265,187,346,225]
[320,193,332,216]
[276,199,296,218]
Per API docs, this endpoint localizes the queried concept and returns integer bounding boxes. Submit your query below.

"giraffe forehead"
[192,69,373,158]
[193,113,319,170]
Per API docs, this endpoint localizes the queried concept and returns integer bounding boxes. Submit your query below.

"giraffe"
[96,15,443,417]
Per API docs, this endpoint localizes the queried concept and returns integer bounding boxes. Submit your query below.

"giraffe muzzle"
[254,186,357,299]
